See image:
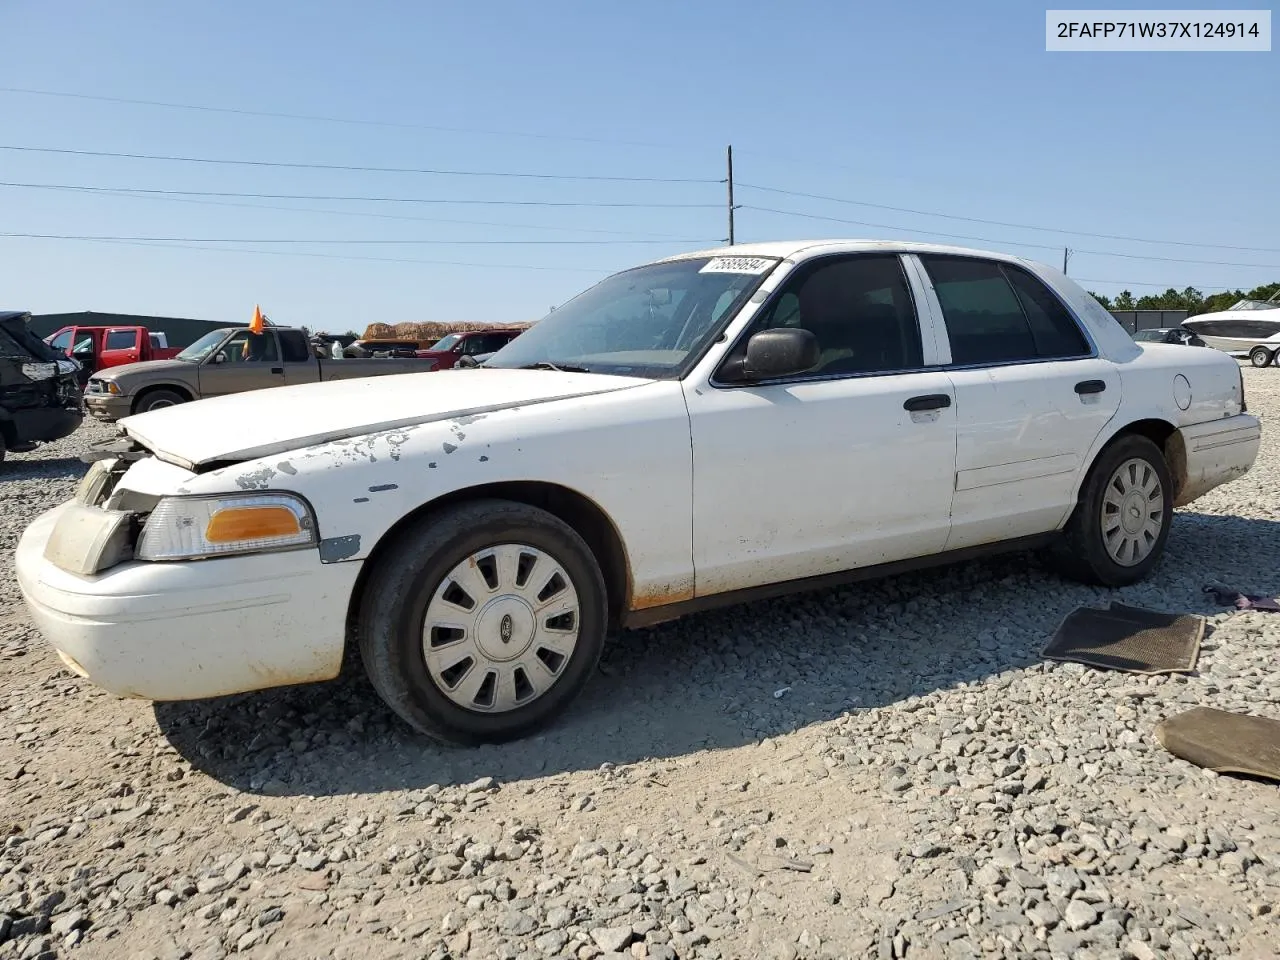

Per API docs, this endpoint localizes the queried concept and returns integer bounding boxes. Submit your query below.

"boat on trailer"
[1181,292,1280,367]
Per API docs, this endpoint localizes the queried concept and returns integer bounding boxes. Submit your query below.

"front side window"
[741,254,923,376]
[484,256,776,379]
[920,256,1088,365]
[105,330,136,350]
[433,334,462,352]
[214,331,280,363]
[49,330,73,352]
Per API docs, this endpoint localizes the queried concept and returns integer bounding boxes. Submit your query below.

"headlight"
[136,493,318,561]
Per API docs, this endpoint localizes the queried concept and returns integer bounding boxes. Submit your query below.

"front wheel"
[1249,346,1274,368]
[1051,434,1174,587]
[356,499,607,745]
[133,388,188,414]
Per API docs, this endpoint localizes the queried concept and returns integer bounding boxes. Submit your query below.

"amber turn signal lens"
[205,506,302,543]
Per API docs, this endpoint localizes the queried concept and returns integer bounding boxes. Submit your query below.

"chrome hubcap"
[1101,458,1165,566]
[422,544,580,713]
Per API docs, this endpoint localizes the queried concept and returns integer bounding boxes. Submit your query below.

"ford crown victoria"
[16,241,1261,744]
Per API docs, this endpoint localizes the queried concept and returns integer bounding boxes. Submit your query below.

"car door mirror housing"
[732,328,820,381]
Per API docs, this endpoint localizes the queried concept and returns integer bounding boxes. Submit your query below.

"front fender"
[182,382,697,612]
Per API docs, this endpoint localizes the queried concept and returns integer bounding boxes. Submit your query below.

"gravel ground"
[2,369,1279,960]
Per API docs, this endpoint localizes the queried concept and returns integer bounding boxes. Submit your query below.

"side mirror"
[727,328,820,381]
[212,353,226,364]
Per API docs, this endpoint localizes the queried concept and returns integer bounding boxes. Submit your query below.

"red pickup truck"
[415,328,523,370]
[45,325,181,385]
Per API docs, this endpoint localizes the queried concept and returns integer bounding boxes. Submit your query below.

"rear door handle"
[904,394,952,412]
[1075,379,1106,395]
[271,366,284,375]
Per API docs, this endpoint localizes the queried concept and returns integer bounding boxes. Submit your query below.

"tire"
[133,388,188,414]
[0,430,6,465]
[356,498,608,745]
[1051,434,1174,587]
[1249,347,1273,368]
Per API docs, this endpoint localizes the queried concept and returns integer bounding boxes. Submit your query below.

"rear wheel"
[133,388,188,414]
[357,499,607,745]
[1052,434,1173,587]
[1249,346,1274,368]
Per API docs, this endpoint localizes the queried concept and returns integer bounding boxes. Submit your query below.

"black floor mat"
[1041,602,1204,674]
[1157,707,1280,781]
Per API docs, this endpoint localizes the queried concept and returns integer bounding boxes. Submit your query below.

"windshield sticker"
[698,257,775,275]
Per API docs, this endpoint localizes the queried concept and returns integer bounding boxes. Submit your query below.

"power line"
[0,180,718,209]
[8,234,616,274]
[1074,277,1247,289]
[0,86,691,151]
[737,182,1280,255]
[741,205,1280,271]
[0,182,703,239]
[0,231,718,246]
[741,204,1062,252]
[0,144,721,184]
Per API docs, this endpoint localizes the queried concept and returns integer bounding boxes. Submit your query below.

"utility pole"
[726,144,735,246]
[1063,247,1072,274]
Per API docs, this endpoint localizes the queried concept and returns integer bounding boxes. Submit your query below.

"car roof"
[646,238,1048,269]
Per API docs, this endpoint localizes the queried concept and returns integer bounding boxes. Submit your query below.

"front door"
[197,330,285,398]
[685,253,959,598]
[909,253,1122,550]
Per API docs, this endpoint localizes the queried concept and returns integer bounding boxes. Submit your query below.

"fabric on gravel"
[1203,583,1280,612]
[1157,706,1280,781]
[1041,602,1205,674]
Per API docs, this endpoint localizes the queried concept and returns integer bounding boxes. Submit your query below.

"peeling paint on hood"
[118,368,651,469]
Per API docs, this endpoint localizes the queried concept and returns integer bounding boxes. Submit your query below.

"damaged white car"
[16,241,1262,744]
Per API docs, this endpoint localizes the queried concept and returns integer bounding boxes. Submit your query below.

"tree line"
[1086,281,1280,316]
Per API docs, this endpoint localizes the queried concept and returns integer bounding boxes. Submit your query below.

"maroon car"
[415,329,522,370]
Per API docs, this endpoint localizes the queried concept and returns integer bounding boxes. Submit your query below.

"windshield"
[483,255,778,379]
[176,330,230,362]
[1229,299,1280,311]
[432,333,462,352]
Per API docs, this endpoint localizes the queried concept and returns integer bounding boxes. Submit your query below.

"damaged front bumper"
[15,499,362,701]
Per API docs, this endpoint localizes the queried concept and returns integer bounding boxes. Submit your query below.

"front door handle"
[271,366,284,375]
[1075,379,1106,395]
[904,394,952,412]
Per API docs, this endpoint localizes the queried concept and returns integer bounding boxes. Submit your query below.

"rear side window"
[920,256,1089,365]
[279,331,312,362]
[1004,265,1090,358]
[105,330,136,350]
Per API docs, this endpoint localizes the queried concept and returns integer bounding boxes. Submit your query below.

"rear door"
[909,254,1121,550]
[99,328,142,367]
[279,330,322,386]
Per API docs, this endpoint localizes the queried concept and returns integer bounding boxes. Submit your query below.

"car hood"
[120,367,651,469]
[95,358,194,380]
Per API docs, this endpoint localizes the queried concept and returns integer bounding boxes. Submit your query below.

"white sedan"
[16,241,1262,744]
